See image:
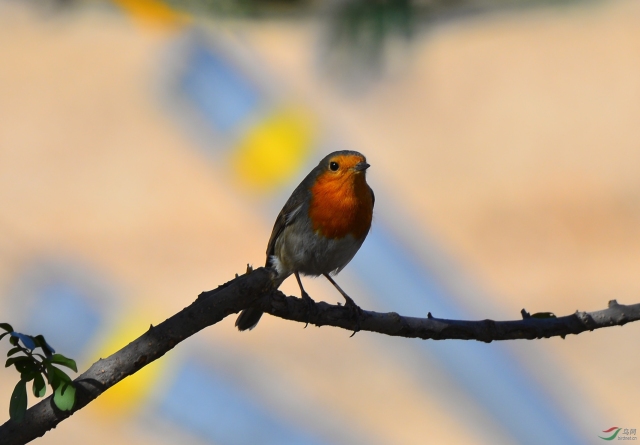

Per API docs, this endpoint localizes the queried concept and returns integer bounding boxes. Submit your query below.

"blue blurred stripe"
[8,259,107,359]
[155,360,331,445]
[178,37,262,137]
[25,281,103,357]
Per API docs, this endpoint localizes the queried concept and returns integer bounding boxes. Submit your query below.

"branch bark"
[1,266,639,444]
[255,288,640,341]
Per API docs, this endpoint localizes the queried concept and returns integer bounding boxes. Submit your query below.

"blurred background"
[1,0,639,443]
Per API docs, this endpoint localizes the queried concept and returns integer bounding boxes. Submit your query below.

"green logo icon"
[599,427,622,441]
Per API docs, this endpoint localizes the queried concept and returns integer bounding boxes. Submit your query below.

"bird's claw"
[301,291,316,328]
[342,295,363,337]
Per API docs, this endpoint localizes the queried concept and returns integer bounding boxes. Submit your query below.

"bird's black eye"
[329,161,339,171]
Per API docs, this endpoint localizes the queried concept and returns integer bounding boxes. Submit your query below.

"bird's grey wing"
[265,191,306,267]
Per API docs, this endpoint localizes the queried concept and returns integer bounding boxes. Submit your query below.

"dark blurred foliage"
[164,0,590,18]
[164,0,311,16]
[326,0,414,73]
[33,0,594,81]
[164,0,593,81]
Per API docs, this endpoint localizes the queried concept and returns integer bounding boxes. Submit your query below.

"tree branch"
[256,290,640,341]
[2,266,639,444]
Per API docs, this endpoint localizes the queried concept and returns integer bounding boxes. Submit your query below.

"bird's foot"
[342,295,363,337]
[301,291,317,328]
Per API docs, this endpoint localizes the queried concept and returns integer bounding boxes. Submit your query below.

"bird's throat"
[308,173,373,239]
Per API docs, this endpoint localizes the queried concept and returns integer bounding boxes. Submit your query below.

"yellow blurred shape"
[112,0,191,29]
[232,107,316,191]
[91,316,166,417]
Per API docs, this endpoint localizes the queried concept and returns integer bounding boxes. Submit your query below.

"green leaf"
[45,364,71,390]
[6,356,31,368]
[53,382,76,411]
[20,371,38,382]
[29,335,41,348]
[34,335,55,357]
[0,332,10,342]
[7,347,22,357]
[531,312,557,319]
[32,374,46,398]
[9,335,19,346]
[9,379,27,423]
[48,354,77,373]
[45,363,58,387]
[16,362,39,379]
[0,323,13,332]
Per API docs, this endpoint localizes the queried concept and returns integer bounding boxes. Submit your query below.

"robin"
[236,150,374,331]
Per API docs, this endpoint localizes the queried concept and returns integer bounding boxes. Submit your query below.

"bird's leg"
[323,273,358,307]
[323,273,362,337]
[295,272,316,328]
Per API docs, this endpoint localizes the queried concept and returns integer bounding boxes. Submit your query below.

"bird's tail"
[235,269,287,331]
[235,307,264,331]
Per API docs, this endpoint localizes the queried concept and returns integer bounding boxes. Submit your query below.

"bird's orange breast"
[308,171,373,240]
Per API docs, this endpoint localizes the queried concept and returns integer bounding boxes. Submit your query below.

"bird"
[235,150,374,331]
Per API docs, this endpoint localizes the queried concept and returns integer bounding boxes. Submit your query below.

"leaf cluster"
[1,323,77,422]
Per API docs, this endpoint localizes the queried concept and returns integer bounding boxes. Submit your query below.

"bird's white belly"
[273,224,366,277]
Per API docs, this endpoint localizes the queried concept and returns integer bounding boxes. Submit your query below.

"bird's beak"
[353,161,370,172]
